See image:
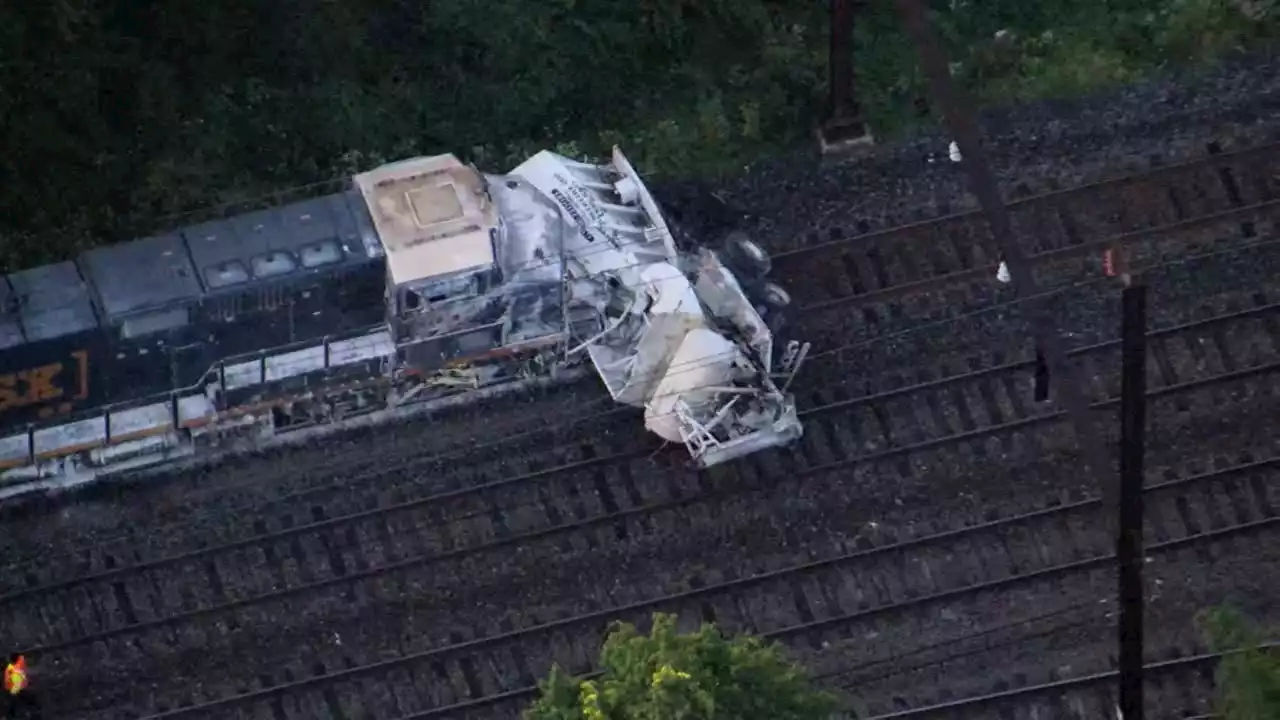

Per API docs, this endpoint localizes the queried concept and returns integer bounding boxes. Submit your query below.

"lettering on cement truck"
[550,188,600,245]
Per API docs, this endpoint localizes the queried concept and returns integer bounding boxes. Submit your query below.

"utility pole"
[893,0,1145,711]
[892,0,1115,518]
[1117,282,1148,720]
[818,0,873,156]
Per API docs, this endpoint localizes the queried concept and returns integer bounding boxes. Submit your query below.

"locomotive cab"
[354,154,538,376]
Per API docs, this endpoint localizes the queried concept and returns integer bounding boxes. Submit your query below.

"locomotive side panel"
[79,233,206,318]
[183,194,389,358]
[0,144,802,493]
[0,263,109,433]
[220,326,393,412]
[183,214,301,355]
[326,261,387,329]
[330,189,390,329]
[80,232,210,400]
[106,307,210,399]
[0,337,108,430]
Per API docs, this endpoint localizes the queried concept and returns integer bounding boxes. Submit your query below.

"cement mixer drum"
[644,328,739,443]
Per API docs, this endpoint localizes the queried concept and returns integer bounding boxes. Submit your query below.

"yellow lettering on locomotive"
[0,351,88,414]
[23,364,64,403]
[0,375,18,411]
[72,350,90,400]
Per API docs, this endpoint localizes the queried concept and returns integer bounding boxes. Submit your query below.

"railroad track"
[847,642,1280,719]
[733,71,1280,254]
[808,489,1278,717]
[771,141,1280,351]
[0,423,651,649]
[789,257,1280,466]
[24,277,1280,718]
[0,378,620,586]
[114,443,1278,720]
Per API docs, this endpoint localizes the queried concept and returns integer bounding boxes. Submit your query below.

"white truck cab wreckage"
[0,147,808,498]
[356,147,809,468]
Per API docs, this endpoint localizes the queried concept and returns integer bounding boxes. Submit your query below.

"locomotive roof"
[181,193,375,292]
[0,263,99,349]
[79,191,379,323]
[352,154,498,286]
[0,187,386,355]
[80,233,205,318]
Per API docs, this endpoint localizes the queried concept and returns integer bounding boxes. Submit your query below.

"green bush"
[525,613,837,720]
[1200,606,1280,720]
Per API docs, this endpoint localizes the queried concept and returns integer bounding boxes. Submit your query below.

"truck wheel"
[724,231,770,280]
[755,282,791,332]
[759,282,790,309]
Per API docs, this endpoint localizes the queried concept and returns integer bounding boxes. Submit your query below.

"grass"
[866,0,1280,135]
[6,0,1279,269]
[636,0,1280,180]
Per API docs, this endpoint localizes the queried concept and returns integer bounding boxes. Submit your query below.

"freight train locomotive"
[0,147,808,493]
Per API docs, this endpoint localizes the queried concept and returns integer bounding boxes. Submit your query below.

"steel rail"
[900,0,1132,522]
[858,642,1279,719]
[15,256,1280,604]
[126,454,1279,718]
[389,517,1280,720]
[796,198,1280,314]
[770,140,1280,263]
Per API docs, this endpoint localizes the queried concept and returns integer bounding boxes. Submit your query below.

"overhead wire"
[109,138,1277,300]
[94,144,1263,381]
[353,167,1280,445]
[35,191,1273,521]
[815,597,1108,686]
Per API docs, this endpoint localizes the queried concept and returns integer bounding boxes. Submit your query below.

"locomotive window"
[455,327,497,354]
[214,293,242,322]
[300,240,344,268]
[412,274,479,305]
[121,307,190,339]
[251,251,298,278]
[205,261,250,289]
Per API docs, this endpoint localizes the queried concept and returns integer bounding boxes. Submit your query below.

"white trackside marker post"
[996,260,1011,283]
[949,141,962,162]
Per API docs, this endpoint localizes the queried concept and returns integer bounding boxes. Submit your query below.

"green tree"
[1200,606,1280,720]
[4,0,1278,271]
[525,613,837,720]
